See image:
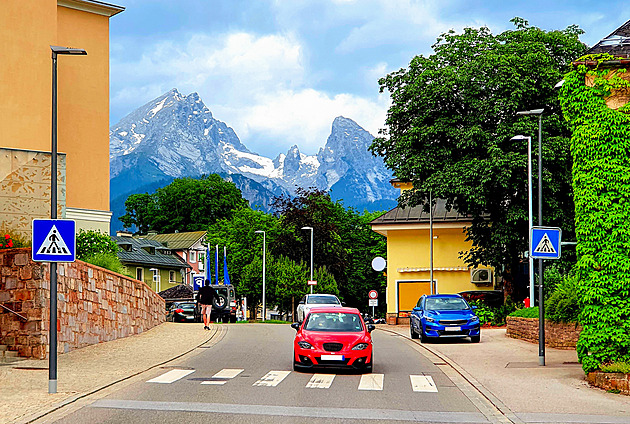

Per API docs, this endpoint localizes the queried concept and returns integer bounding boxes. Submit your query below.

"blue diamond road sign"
[32,219,76,262]
[530,226,561,260]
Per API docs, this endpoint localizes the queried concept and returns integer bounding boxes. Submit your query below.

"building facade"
[0,0,123,239]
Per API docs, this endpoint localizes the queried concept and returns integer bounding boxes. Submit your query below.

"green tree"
[120,175,248,234]
[370,18,585,292]
[76,229,118,260]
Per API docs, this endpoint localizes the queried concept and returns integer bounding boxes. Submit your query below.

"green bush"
[546,275,580,323]
[600,362,630,374]
[468,300,494,325]
[77,230,118,260]
[509,306,540,319]
[82,252,125,274]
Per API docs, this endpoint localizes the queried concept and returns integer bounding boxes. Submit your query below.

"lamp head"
[516,108,544,116]
[255,230,265,234]
[50,45,87,55]
[301,226,313,230]
[510,135,530,141]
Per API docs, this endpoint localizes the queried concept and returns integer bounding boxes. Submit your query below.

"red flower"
[4,234,9,239]
[8,241,13,247]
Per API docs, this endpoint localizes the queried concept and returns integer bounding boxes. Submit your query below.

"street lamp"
[516,107,545,366]
[49,45,86,395]
[301,226,314,293]
[255,230,266,321]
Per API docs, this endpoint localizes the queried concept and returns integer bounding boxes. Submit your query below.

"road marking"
[358,373,384,391]
[306,374,335,389]
[410,375,438,392]
[201,368,244,385]
[147,369,195,384]
[253,370,291,387]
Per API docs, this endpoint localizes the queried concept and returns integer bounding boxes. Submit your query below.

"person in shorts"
[197,280,218,330]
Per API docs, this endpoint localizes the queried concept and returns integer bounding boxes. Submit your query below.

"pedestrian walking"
[197,280,217,330]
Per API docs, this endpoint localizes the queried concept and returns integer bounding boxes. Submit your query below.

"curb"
[378,326,523,424]
[18,324,226,424]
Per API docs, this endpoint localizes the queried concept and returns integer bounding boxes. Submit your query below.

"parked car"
[194,284,237,323]
[296,294,343,322]
[167,301,197,322]
[410,294,480,343]
[291,307,374,372]
[458,290,504,308]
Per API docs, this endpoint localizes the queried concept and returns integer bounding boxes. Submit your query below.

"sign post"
[368,290,378,318]
[32,219,76,394]
[530,226,561,366]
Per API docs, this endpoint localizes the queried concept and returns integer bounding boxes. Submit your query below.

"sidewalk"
[0,322,225,424]
[386,325,630,422]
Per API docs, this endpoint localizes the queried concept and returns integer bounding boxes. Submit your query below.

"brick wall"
[506,316,582,349]
[0,248,165,359]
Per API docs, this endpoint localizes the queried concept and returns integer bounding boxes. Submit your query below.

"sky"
[109,0,630,158]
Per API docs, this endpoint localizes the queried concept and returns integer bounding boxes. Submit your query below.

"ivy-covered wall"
[559,54,630,373]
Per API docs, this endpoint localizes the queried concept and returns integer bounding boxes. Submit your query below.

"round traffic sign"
[371,256,386,272]
[368,290,378,299]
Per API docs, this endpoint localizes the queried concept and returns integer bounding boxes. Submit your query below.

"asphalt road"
[50,324,490,424]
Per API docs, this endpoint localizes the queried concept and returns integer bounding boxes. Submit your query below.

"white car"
[296,294,343,322]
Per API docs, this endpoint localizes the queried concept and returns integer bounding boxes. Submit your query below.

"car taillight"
[230,301,236,307]
[175,309,184,313]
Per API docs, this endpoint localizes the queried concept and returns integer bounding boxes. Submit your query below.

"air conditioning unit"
[471,268,492,285]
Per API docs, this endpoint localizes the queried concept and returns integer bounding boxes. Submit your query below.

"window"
[136,268,143,281]
[169,270,176,282]
[190,251,196,262]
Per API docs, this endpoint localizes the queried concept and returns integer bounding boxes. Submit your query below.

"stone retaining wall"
[587,372,630,395]
[0,248,165,359]
[506,316,581,349]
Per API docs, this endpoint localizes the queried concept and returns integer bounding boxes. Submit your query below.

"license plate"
[321,354,344,361]
[444,326,461,331]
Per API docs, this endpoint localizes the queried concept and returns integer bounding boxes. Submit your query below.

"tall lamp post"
[301,226,314,293]
[516,108,545,366]
[49,45,86,395]
[255,230,266,321]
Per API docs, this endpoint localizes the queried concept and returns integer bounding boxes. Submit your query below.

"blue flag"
[223,246,231,286]
[205,245,211,282]
[215,244,219,285]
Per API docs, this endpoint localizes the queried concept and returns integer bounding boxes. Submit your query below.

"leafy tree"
[120,175,248,234]
[370,18,586,294]
[76,229,118,260]
[272,256,310,317]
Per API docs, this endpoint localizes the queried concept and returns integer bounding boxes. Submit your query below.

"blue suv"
[410,294,480,343]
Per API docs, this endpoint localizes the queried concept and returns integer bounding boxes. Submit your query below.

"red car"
[291,306,375,373]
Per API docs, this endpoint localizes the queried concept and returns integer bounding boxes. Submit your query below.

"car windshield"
[308,295,340,305]
[304,312,363,332]
[425,298,470,311]
[176,303,196,310]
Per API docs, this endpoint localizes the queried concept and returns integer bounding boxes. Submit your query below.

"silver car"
[296,294,343,322]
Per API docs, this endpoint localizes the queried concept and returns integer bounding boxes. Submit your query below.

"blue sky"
[109,0,630,157]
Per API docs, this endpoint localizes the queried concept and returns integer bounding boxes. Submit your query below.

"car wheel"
[213,294,228,310]
[230,315,237,323]
[293,350,301,372]
[471,334,481,343]
[410,322,419,339]
[365,354,373,373]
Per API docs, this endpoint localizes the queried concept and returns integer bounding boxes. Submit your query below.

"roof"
[425,294,464,298]
[58,0,125,17]
[370,198,471,225]
[111,236,191,269]
[585,19,630,58]
[308,306,361,314]
[141,231,206,250]
[159,284,194,300]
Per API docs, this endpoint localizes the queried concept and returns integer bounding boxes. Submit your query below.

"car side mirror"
[291,322,300,331]
[471,305,478,310]
[298,301,305,305]
[413,307,421,312]
[342,302,346,306]
[367,324,375,333]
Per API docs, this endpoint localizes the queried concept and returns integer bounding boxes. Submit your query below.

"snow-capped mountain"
[109,89,396,232]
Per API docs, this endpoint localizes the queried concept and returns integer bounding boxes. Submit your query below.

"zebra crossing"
[147,368,440,392]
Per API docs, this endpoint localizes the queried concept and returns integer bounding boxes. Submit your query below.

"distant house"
[370,180,495,325]
[112,233,190,293]
[141,231,207,286]
[584,19,630,58]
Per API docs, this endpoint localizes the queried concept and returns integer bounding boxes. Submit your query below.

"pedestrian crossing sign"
[32,219,76,262]
[530,226,561,260]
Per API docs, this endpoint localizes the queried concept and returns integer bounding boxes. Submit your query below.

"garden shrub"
[76,229,119,260]
[509,306,540,319]
[546,275,580,323]
[600,362,630,374]
[82,252,125,274]
[559,53,630,373]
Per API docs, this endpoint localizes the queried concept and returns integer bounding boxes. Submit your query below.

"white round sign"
[368,290,378,299]
[371,256,386,272]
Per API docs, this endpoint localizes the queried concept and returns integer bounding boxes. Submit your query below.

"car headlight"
[297,341,313,349]
[470,315,479,322]
[424,316,436,323]
[352,343,369,350]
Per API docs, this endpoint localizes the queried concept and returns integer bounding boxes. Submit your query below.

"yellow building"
[0,0,124,239]
[371,180,495,325]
